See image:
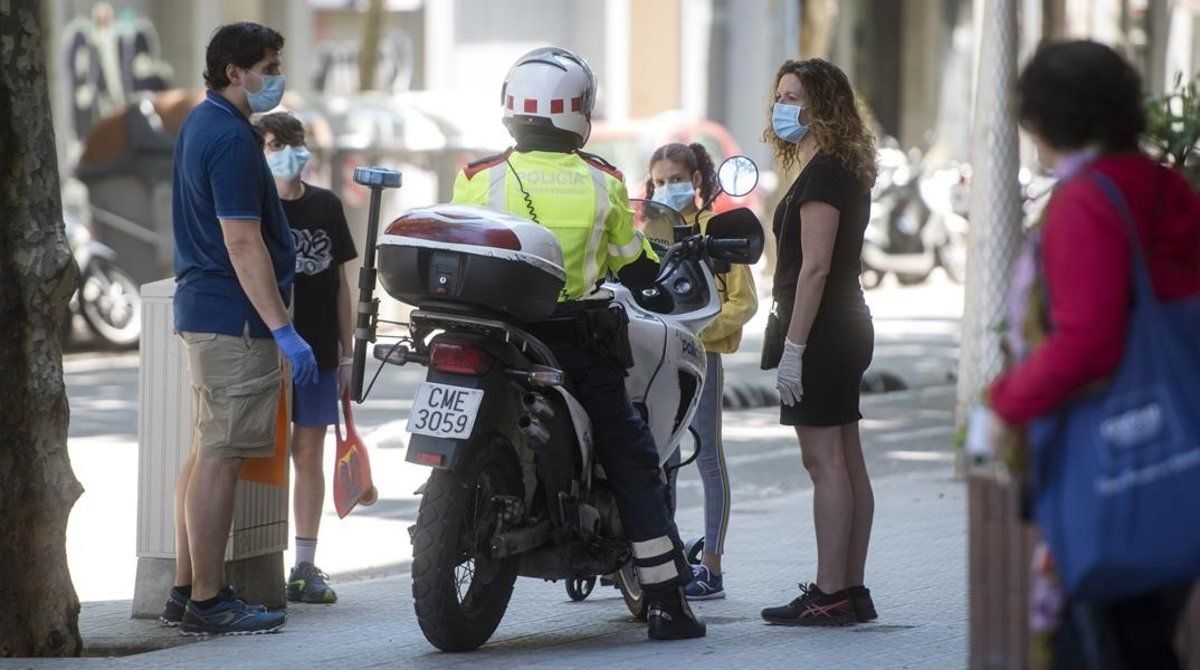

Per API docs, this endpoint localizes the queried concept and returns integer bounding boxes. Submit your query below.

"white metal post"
[956,0,1023,433]
[132,279,289,618]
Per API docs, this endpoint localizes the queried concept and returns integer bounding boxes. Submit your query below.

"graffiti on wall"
[63,2,173,139]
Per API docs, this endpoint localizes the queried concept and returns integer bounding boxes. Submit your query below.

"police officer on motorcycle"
[451,46,705,641]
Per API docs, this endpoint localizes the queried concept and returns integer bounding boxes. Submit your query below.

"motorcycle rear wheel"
[80,259,141,346]
[896,269,932,286]
[615,561,648,621]
[936,235,967,284]
[411,438,522,652]
[566,575,596,602]
[860,266,885,290]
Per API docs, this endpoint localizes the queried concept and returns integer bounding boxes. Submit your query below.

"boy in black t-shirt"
[255,112,358,604]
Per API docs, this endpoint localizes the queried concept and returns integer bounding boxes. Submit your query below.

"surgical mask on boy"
[772,102,809,144]
[267,146,310,181]
[244,69,286,113]
[651,181,696,212]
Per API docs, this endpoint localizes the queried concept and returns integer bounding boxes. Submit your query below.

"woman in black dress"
[759,59,878,627]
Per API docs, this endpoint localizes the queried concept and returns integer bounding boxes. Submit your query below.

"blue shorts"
[292,368,339,427]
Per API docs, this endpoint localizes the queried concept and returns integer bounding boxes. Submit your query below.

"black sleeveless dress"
[770,153,875,426]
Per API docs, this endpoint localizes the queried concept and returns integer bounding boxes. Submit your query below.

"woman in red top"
[989,41,1200,669]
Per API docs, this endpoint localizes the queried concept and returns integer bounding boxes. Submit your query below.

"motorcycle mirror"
[716,155,759,198]
[706,207,764,264]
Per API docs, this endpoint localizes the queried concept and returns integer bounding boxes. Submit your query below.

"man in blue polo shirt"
[160,22,318,637]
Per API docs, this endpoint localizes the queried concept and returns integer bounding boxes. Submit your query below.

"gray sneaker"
[286,563,338,604]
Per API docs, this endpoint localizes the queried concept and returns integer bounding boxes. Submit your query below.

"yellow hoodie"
[696,210,758,354]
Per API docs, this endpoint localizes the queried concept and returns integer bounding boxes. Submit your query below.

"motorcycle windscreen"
[630,199,686,252]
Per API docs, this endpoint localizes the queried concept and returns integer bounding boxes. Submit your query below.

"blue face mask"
[651,181,696,212]
[772,102,809,144]
[244,69,285,113]
[267,146,310,181]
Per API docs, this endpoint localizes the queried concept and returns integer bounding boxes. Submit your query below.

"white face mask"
[244,68,286,113]
[651,181,696,212]
[772,102,809,144]
[266,145,310,181]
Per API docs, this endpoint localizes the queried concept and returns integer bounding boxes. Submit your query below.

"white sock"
[295,536,317,567]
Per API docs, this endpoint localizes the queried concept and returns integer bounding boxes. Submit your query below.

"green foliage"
[1144,73,1200,191]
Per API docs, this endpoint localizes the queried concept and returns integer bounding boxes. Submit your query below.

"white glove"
[776,339,806,406]
[337,357,353,399]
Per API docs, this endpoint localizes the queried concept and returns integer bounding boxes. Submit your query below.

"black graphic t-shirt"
[283,183,358,370]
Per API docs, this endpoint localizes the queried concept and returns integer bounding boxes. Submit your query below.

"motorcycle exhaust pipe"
[522,392,556,423]
[518,414,550,447]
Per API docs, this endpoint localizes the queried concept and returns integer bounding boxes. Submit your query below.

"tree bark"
[358,0,386,92]
[0,0,85,658]
[801,0,838,60]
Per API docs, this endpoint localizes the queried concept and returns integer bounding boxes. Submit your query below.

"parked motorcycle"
[861,141,968,288]
[1019,165,1057,226]
[65,204,142,347]
[348,158,764,652]
[915,161,970,284]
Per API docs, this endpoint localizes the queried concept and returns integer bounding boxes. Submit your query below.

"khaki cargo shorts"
[179,331,281,459]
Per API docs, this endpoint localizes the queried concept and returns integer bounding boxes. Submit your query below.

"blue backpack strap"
[1085,170,1159,307]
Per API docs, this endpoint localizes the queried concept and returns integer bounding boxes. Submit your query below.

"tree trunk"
[358,0,386,92]
[0,0,85,658]
[801,0,838,59]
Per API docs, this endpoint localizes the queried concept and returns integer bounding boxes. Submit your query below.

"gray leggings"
[668,354,730,556]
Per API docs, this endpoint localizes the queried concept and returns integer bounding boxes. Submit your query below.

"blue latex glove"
[272,324,319,387]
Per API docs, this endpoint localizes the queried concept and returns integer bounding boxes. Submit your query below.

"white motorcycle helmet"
[501,47,597,149]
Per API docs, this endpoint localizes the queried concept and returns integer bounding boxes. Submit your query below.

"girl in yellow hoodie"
[647,143,758,600]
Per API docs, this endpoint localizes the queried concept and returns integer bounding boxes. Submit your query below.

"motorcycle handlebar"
[664,236,749,263]
[707,239,749,252]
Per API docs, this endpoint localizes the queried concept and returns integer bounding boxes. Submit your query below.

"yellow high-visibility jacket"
[451,149,656,302]
[696,210,758,354]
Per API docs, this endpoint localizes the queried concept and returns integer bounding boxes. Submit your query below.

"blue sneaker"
[158,588,188,627]
[684,564,725,601]
[179,587,286,637]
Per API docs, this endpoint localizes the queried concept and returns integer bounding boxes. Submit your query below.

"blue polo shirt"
[172,91,294,338]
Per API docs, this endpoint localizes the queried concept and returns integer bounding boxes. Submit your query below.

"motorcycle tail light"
[429,342,495,376]
[385,216,521,250]
[414,451,445,466]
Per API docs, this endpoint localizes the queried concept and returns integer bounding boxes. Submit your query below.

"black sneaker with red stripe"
[761,583,855,627]
[844,584,877,622]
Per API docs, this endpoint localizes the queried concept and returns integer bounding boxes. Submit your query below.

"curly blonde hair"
[762,59,878,190]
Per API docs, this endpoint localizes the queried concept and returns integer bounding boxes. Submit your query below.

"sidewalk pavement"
[11,467,964,669]
[60,277,963,602]
[36,276,967,667]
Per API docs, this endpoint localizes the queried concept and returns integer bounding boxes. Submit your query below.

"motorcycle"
[861,142,968,288]
[348,157,764,652]
[915,161,970,284]
[65,202,142,347]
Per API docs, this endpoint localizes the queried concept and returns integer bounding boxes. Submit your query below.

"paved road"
[60,276,963,596]
[64,274,962,448]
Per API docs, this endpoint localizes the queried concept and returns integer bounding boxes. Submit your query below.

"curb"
[722,370,913,410]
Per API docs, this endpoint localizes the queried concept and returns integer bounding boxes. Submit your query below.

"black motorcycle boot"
[647,587,707,640]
